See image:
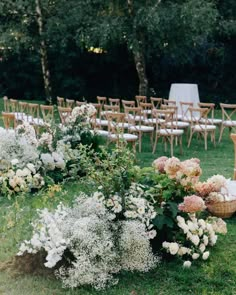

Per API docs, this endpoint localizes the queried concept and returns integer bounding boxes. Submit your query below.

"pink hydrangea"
[178,195,206,213]
[152,156,168,173]
[164,157,182,179]
[195,181,216,198]
[207,175,227,192]
[181,159,202,178]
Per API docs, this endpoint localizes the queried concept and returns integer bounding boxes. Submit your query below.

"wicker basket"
[207,199,236,218]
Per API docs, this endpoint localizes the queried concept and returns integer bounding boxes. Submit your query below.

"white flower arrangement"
[162,213,226,267]
[17,194,158,289]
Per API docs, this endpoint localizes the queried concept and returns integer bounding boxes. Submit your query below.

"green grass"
[0,98,236,294]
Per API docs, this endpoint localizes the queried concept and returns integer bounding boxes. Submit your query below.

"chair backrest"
[220,103,236,122]
[97,96,107,107]
[28,103,39,118]
[163,99,176,106]
[76,100,87,106]
[150,97,162,109]
[124,106,142,125]
[58,106,72,124]
[161,104,178,121]
[188,107,209,128]
[9,99,19,112]
[106,112,126,134]
[198,102,215,119]
[104,104,120,113]
[180,101,194,121]
[91,103,102,119]
[66,99,75,108]
[153,109,175,131]
[3,96,9,112]
[2,112,16,129]
[40,105,54,123]
[139,102,153,118]
[57,96,65,107]
[135,95,147,106]
[121,100,136,110]
[109,98,120,108]
[18,102,29,121]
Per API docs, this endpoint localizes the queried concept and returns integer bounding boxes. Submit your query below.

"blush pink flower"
[181,159,202,178]
[178,195,206,213]
[164,157,182,179]
[152,156,168,173]
[195,181,216,198]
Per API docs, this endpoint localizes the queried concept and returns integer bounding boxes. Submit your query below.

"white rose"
[203,235,209,246]
[169,242,179,255]
[191,235,200,246]
[192,253,200,260]
[162,241,169,249]
[202,251,210,260]
[27,163,36,174]
[199,243,206,253]
[11,159,19,166]
[183,261,192,268]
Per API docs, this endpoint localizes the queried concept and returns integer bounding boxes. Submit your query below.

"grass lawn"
[0,98,236,294]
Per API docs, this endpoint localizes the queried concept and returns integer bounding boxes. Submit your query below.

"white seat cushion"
[200,118,222,125]
[109,133,138,141]
[95,119,109,127]
[192,124,216,131]
[223,120,236,127]
[166,121,189,128]
[95,130,109,137]
[129,125,154,132]
[158,129,184,136]
[143,118,165,125]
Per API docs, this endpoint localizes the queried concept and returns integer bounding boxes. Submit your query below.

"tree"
[57,0,218,96]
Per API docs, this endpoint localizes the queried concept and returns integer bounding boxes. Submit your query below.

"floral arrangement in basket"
[195,175,236,218]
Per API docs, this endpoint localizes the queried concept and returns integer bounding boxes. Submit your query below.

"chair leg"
[204,132,208,150]
[152,133,158,154]
[139,133,142,153]
[179,136,183,155]
[218,124,224,143]
[187,130,193,148]
[170,136,174,157]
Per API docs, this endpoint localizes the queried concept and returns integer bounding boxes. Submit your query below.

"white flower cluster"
[94,186,157,239]
[162,213,225,267]
[70,104,96,122]
[0,162,44,194]
[0,127,39,169]
[17,194,158,289]
[41,152,65,171]
[38,132,53,152]
[16,121,38,146]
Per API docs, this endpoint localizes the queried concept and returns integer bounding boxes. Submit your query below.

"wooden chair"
[18,102,29,121]
[198,102,222,127]
[135,95,147,106]
[219,103,236,142]
[124,106,154,152]
[92,103,109,128]
[162,104,189,131]
[230,134,236,180]
[76,100,86,106]
[187,107,216,150]
[9,99,19,113]
[97,96,107,107]
[3,96,9,112]
[121,99,136,110]
[58,106,72,124]
[152,109,183,157]
[108,98,120,110]
[66,99,75,108]
[2,112,17,130]
[163,99,176,106]
[40,105,54,124]
[150,97,162,109]
[180,101,194,122]
[28,103,44,126]
[57,96,65,107]
[106,112,138,152]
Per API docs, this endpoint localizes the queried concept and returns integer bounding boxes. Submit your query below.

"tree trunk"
[132,45,149,96]
[35,0,52,104]
[127,0,149,96]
